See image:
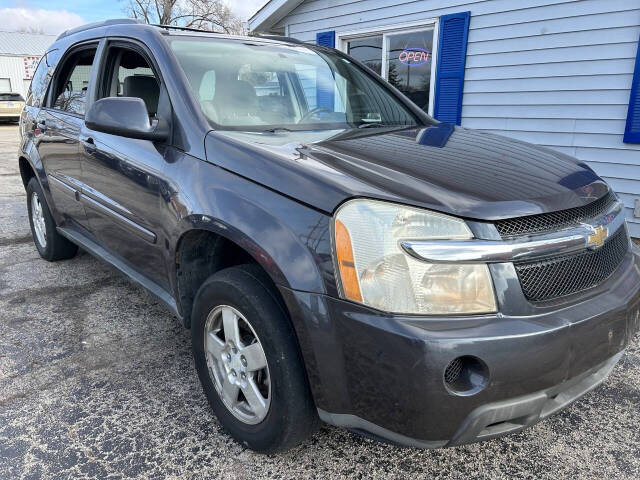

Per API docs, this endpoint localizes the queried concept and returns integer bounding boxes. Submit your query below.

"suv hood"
[204,124,608,220]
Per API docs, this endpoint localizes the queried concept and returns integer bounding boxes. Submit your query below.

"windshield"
[170,37,421,131]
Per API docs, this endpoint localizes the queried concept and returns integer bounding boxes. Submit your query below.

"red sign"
[23,56,40,79]
[398,48,430,66]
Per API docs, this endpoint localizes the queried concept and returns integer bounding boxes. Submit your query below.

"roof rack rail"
[152,24,223,34]
[57,18,142,40]
[254,34,303,44]
[152,26,303,44]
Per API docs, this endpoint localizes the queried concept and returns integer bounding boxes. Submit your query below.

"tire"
[26,177,78,261]
[191,264,319,453]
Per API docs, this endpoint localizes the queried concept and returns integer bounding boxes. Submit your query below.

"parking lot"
[1,123,639,479]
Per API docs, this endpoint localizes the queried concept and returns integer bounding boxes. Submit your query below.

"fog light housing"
[444,356,489,396]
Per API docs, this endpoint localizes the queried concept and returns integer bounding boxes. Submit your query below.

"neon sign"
[398,48,431,66]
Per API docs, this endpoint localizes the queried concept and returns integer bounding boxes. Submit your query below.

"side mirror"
[85,97,169,142]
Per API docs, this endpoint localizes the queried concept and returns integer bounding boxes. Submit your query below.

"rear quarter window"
[26,50,58,107]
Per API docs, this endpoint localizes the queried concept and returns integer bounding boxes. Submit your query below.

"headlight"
[333,199,496,315]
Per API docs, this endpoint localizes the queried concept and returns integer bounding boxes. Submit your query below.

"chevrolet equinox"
[17,19,640,452]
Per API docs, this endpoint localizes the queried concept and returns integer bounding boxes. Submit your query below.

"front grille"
[515,226,629,302]
[495,192,616,238]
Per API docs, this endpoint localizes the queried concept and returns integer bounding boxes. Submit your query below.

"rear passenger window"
[100,47,160,117]
[50,48,96,116]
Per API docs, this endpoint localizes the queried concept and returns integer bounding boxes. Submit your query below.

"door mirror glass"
[85,97,168,141]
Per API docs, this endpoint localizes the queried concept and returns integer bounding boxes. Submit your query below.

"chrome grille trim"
[401,200,626,264]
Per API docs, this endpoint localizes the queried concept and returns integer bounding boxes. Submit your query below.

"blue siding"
[266,0,640,237]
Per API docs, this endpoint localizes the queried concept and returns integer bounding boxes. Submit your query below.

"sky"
[0,0,268,35]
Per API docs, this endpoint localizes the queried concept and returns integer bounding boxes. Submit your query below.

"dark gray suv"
[18,19,640,452]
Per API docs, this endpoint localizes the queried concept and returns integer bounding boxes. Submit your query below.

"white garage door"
[0,78,11,92]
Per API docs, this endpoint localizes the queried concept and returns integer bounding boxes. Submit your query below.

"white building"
[249,0,640,237]
[0,31,56,98]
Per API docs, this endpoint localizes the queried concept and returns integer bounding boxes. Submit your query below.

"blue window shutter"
[434,12,470,125]
[316,31,335,48]
[623,35,640,143]
[315,31,336,109]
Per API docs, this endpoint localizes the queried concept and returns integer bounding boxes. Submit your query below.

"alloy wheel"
[31,191,47,248]
[204,305,271,424]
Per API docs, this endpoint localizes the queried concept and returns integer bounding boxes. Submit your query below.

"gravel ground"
[1,123,639,479]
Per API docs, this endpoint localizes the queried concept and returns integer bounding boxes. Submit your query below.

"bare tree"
[17,25,46,34]
[123,0,244,34]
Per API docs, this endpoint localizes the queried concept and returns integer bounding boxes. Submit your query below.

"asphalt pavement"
[1,124,639,479]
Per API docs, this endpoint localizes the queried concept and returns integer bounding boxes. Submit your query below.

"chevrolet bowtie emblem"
[588,225,608,249]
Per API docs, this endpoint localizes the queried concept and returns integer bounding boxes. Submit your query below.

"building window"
[0,78,11,92]
[347,36,382,75]
[341,25,436,114]
[386,30,434,113]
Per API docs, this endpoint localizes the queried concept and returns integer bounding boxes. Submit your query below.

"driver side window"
[100,46,160,117]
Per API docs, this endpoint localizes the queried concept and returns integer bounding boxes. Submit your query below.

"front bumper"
[279,245,640,447]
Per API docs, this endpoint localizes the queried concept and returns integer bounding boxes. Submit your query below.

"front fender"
[164,153,336,297]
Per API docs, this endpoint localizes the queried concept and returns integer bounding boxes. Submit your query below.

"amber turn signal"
[334,219,363,302]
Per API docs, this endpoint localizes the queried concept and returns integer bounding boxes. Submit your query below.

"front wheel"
[191,265,318,453]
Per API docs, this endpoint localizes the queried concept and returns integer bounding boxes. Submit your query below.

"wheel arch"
[18,145,66,226]
[19,155,37,189]
[172,223,290,329]
[18,145,50,196]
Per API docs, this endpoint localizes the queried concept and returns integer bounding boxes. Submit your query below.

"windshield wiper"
[357,122,399,129]
[262,127,294,133]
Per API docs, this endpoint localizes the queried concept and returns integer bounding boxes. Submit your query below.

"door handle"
[81,136,96,153]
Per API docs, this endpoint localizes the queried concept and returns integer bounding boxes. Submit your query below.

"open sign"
[398,48,431,66]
